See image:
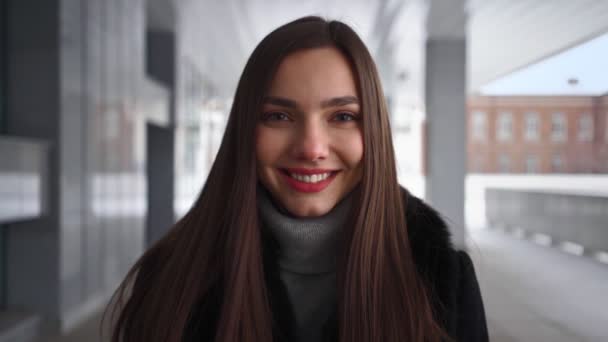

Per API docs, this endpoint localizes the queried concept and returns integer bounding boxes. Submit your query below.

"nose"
[292,120,329,162]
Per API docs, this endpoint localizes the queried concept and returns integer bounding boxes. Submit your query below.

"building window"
[498,154,510,173]
[497,111,513,142]
[524,112,540,141]
[577,114,593,142]
[551,112,567,142]
[525,155,539,173]
[471,111,487,141]
[551,154,563,172]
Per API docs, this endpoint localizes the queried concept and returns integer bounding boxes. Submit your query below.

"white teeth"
[289,172,331,183]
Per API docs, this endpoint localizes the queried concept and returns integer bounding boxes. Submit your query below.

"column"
[424,0,467,248]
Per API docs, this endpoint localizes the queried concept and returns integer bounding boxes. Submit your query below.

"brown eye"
[263,112,291,122]
[332,112,358,122]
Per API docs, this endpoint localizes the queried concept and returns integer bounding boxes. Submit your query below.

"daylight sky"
[480,32,608,96]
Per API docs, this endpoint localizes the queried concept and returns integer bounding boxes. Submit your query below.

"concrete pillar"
[424,0,467,248]
[5,0,62,328]
[146,123,175,246]
[145,30,177,247]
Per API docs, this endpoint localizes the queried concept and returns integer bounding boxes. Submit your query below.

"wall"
[596,95,608,172]
[486,188,608,255]
[0,138,49,223]
[465,174,608,230]
[468,95,607,173]
[4,0,149,333]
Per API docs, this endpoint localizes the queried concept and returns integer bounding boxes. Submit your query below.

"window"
[471,111,487,141]
[497,111,513,142]
[525,155,539,173]
[498,154,510,173]
[551,112,567,142]
[524,112,540,141]
[551,154,563,172]
[577,114,593,142]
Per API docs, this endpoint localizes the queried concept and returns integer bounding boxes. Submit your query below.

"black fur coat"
[184,189,489,341]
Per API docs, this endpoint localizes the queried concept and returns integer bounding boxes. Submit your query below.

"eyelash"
[262,112,291,121]
[332,112,358,122]
[261,111,359,122]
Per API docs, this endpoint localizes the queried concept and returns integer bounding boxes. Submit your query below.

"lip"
[279,168,339,193]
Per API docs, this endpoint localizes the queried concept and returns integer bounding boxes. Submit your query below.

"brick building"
[467,95,608,174]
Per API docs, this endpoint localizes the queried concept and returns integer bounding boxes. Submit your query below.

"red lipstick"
[279,168,338,193]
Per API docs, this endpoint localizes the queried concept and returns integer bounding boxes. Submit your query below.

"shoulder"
[400,187,489,341]
[400,187,453,255]
[398,187,459,282]
[400,187,454,278]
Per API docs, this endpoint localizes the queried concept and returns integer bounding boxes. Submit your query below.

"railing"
[486,187,608,254]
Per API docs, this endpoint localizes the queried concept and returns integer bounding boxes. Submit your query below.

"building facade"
[0,0,224,339]
[467,95,608,174]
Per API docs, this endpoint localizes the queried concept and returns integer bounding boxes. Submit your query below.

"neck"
[257,186,353,274]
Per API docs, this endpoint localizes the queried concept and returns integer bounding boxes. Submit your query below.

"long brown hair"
[105,16,445,342]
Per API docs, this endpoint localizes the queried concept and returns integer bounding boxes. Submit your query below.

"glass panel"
[577,114,593,142]
[524,112,540,141]
[472,110,487,141]
[497,111,513,142]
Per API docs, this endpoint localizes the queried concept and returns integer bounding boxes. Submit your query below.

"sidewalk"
[35,310,105,342]
[469,229,608,342]
[36,229,608,342]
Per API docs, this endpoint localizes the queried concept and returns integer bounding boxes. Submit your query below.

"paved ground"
[468,229,608,342]
[36,229,608,342]
[35,312,106,342]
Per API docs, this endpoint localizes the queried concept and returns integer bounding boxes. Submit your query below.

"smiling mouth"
[282,170,334,183]
[278,168,340,191]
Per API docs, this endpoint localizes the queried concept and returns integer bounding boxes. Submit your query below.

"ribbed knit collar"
[257,186,353,275]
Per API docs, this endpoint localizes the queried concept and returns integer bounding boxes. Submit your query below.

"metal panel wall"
[3,0,149,333]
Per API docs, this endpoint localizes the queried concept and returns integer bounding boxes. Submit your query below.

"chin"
[287,201,333,218]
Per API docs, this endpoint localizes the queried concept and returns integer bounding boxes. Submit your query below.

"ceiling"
[480,31,608,96]
[176,0,427,101]
[172,0,608,99]
[467,0,608,93]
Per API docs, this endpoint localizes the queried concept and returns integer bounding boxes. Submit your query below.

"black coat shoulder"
[184,189,489,342]
[401,188,489,341]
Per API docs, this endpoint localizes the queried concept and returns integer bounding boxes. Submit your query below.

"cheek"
[339,130,364,169]
[255,128,270,165]
[255,127,284,166]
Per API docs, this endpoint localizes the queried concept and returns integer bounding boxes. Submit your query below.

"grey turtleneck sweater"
[257,188,352,342]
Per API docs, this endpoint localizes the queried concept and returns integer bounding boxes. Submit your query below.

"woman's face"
[256,47,363,217]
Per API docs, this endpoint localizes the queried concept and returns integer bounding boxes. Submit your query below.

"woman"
[106,16,488,342]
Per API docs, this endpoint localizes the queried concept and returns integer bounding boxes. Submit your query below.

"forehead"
[267,47,358,102]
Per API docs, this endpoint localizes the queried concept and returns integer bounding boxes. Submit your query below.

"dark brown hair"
[105,16,445,342]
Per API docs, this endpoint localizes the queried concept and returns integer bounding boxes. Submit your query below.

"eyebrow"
[263,95,359,109]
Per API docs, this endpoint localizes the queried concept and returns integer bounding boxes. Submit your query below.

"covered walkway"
[1,1,607,341]
[32,229,608,342]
